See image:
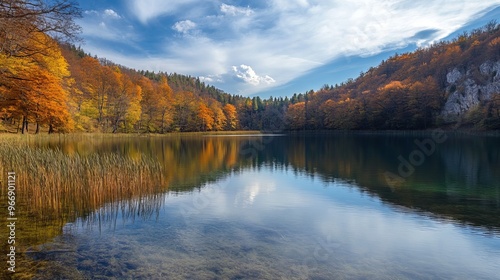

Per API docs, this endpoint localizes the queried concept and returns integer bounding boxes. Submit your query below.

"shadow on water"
[0,133,499,278]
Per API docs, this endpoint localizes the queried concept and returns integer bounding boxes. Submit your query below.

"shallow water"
[8,133,500,279]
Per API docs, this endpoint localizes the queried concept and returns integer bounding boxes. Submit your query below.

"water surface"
[7,133,500,279]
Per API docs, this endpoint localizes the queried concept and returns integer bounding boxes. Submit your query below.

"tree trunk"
[21,116,27,134]
[48,123,54,134]
[35,122,40,134]
[161,113,165,134]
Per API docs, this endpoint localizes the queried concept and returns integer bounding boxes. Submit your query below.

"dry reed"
[0,137,165,221]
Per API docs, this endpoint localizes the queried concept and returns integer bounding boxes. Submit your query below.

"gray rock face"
[446,68,462,84]
[441,61,500,122]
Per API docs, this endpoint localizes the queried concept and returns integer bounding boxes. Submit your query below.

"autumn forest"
[1,1,500,134]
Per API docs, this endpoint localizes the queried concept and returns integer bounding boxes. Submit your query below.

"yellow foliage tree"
[197,103,214,131]
[222,103,238,130]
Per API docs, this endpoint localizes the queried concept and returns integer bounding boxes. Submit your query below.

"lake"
[2,133,500,279]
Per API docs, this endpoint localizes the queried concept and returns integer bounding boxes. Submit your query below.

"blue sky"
[75,0,500,97]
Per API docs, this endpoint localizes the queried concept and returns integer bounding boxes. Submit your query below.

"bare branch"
[0,0,82,58]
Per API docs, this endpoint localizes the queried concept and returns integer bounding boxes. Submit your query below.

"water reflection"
[1,133,499,278]
[34,169,500,279]
[28,133,500,231]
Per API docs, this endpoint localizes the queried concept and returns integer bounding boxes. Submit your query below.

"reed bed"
[0,138,166,221]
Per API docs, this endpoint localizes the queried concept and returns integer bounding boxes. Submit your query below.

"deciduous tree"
[223,103,238,130]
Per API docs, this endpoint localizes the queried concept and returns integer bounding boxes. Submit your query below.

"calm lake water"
[8,133,500,279]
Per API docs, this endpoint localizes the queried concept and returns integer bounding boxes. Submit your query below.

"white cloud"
[172,20,197,34]
[220,4,254,16]
[84,10,99,15]
[271,0,310,10]
[200,76,214,83]
[200,74,224,83]
[84,9,121,19]
[127,0,198,23]
[104,9,121,19]
[232,65,276,86]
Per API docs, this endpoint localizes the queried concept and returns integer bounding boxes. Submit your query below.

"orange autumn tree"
[211,102,226,131]
[138,75,173,133]
[0,33,73,133]
[106,67,142,133]
[77,57,120,130]
[0,0,80,133]
[121,74,142,132]
[197,103,214,131]
[18,65,72,133]
[285,102,305,130]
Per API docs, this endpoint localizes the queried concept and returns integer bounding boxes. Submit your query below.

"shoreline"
[1,129,499,138]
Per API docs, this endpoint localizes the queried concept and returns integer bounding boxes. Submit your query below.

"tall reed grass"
[0,136,165,221]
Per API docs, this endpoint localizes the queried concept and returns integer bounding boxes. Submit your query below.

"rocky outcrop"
[441,61,500,122]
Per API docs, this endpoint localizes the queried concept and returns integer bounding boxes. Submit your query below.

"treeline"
[59,45,241,133]
[1,0,500,134]
[1,35,241,133]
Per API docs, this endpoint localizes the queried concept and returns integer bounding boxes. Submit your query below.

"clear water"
[11,134,500,279]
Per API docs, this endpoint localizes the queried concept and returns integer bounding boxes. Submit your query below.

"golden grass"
[0,136,165,220]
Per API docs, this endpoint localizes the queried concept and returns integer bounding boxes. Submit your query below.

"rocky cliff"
[441,60,500,122]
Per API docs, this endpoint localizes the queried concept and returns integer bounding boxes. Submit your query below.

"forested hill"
[58,44,246,133]
[284,21,500,131]
[1,0,499,134]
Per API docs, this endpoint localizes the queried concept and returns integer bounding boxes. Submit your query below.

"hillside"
[285,21,500,131]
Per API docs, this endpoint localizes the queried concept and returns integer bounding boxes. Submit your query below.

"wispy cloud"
[79,0,500,95]
[83,10,99,16]
[220,4,254,16]
[104,9,121,19]
[77,8,140,53]
[127,0,199,23]
[172,20,197,34]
